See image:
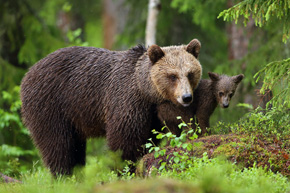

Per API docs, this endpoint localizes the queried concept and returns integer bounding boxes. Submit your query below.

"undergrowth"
[1,91,290,192]
[139,105,290,192]
[1,153,289,193]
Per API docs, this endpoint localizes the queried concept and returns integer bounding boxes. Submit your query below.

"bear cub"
[20,39,202,176]
[157,72,244,136]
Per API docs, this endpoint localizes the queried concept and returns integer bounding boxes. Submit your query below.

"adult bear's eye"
[168,74,177,82]
[219,92,224,97]
[188,72,194,80]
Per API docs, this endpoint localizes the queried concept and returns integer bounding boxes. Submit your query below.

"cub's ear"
[148,44,165,64]
[186,39,201,58]
[208,72,220,81]
[232,74,244,84]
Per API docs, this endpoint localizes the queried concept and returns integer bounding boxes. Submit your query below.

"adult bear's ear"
[148,44,165,64]
[186,39,201,58]
[232,74,244,84]
[208,72,220,81]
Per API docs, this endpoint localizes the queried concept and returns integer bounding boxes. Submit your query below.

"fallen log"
[0,173,22,183]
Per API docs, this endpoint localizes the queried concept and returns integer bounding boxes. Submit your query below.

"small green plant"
[145,116,200,171]
[118,160,136,180]
[234,106,290,138]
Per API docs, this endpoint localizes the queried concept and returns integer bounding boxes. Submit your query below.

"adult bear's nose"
[223,103,229,108]
[182,94,192,103]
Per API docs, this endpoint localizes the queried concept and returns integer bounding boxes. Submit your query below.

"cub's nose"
[182,94,193,103]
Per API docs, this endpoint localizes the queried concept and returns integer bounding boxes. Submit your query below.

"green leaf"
[145,143,152,149]
[156,133,164,139]
[182,143,188,149]
[159,162,166,171]
[154,151,160,158]
[154,147,160,152]
[161,125,167,131]
[173,156,180,164]
[186,143,193,151]
[160,149,166,156]
[178,122,187,129]
[170,139,176,147]
[165,132,174,138]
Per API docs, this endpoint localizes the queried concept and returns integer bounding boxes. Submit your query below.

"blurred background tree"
[0,0,289,176]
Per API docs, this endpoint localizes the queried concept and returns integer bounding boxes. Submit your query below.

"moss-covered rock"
[137,133,290,177]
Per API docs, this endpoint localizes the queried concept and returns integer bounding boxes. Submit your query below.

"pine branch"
[218,0,290,43]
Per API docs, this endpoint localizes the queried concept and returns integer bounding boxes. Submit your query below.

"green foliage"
[234,107,290,139]
[0,0,104,176]
[212,104,290,140]
[218,0,290,43]
[0,87,38,176]
[141,112,290,192]
[219,0,290,110]
[210,106,290,176]
[2,144,289,193]
[1,113,290,192]
[171,0,227,33]
[0,0,103,94]
[145,117,200,171]
[158,155,290,193]
[254,58,290,108]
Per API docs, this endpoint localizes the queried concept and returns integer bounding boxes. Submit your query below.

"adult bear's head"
[148,39,202,107]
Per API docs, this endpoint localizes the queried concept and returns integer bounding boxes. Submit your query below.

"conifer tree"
[219,0,290,108]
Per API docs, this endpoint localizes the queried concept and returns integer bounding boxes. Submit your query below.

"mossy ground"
[139,133,290,177]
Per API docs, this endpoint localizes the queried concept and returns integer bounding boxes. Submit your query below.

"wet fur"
[20,40,202,176]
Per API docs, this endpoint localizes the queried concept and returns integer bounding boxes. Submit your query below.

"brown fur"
[157,72,244,136]
[20,39,202,176]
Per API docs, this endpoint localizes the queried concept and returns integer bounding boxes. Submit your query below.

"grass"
[1,153,290,193]
[1,107,290,192]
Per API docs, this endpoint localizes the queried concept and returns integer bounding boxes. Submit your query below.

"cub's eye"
[188,73,194,80]
[219,92,224,97]
[168,74,177,82]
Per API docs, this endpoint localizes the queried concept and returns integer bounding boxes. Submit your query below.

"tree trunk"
[145,0,161,47]
[226,0,262,107]
[102,0,128,49]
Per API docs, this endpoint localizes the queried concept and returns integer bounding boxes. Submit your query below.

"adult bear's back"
[20,46,146,138]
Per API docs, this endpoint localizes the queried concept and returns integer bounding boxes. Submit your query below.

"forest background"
[0,0,290,178]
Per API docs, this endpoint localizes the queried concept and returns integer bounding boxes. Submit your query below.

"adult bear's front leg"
[105,106,153,162]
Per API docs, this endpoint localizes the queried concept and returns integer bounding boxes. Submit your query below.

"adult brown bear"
[20,39,202,176]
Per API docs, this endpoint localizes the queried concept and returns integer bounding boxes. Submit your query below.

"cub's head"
[208,72,244,108]
[148,39,202,107]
